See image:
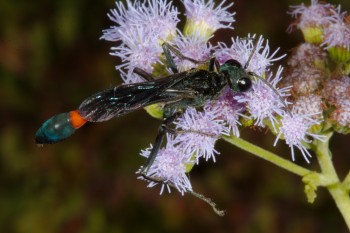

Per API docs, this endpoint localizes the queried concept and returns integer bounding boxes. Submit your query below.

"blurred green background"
[1,0,350,232]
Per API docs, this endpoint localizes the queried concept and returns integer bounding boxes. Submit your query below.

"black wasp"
[35,42,253,172]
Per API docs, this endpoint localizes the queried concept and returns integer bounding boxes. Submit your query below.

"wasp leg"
[162,43,179,74]
[164,89,197,98]
[208,56,220,72]
[141,112,181,175]
[163,125,220,139]
[133,67,155,81]
[162,42,208,66]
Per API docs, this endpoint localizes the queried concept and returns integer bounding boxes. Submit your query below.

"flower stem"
[343,171,350,188]
[222,135,311,176]
[312,132,350,230]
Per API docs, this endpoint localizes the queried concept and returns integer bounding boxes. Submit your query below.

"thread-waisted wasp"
[35,42,253,174]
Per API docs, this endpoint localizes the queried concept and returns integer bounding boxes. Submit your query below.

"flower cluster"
[289,0,350,62]
[101,0,327,194]
[285,0,350,136]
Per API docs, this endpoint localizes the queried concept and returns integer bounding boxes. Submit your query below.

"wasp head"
[219,59,252,93]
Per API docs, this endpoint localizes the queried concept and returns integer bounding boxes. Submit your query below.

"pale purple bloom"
[288,0,333,29]
[171,32,212,72]
[139,138,192,195]
[101,0,179,42]
[236,66,291,130]
[174,107,229,162]
[293,94,323,119]
[204,87,245,137]
[215,35,285,76]
[102,0,180,82]
[322,76,350,104]
[274,111,324,163]
[182,0,235,32]
[111,27,162,75]
[101,1,139,41]
[331,100,350,128]
[322,6,350,49]
[119,69,145,84]
[287,43,327,67]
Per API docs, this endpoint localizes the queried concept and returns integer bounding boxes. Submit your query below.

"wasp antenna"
[249,72,292,116]
[244,37,258,70]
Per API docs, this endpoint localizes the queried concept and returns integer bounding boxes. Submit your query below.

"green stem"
[222,135,311,177]
[312,132,350,230]
[343,171,350,189]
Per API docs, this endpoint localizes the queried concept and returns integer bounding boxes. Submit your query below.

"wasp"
[35,42,253,172]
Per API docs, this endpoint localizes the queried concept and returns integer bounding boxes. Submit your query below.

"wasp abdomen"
[35,110,87,144]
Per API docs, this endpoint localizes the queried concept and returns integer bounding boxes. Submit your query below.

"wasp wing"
[78,72,189,122]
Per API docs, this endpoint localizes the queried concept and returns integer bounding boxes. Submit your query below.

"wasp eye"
[237,77,252,92]
[224,59,242,68]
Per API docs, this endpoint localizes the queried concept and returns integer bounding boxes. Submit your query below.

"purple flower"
[139,137,192,195]
[322,76,350,105]
[101,0,179,42]
[173,107,229,162]
[274,110,324,163]
[235,66,291,130]
[331,100,350,128]
[293,94,323,120]
[182,0,235,36]
[204,87,245,137]
[101,0,180,83]
[215,35,285,76]
[322,6,350,49]
[171,32,212,72]
[111,27,162,75]
[288,0,333,30]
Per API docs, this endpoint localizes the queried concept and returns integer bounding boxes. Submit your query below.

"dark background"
[1,0,350,232]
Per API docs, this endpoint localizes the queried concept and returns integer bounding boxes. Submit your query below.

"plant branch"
[312,132,350,230]
[222,135,311,177]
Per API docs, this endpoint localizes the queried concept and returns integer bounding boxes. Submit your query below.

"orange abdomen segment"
[69,110,87,129]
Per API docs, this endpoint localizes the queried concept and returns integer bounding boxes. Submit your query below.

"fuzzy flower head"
[171,32,212,72]
[274,111,324,163]
[215,35,285,76]
[289,0,332,28]
[204,87,246,137]
[321,6,350,62]
[101,0,179,81]
[285,64,326,96]
[119,69,145,84]
[322,76,350,105]
[289,0,334,44]
[102,0,179,42]
[182,0,235,38]
[293,94,323,120]
[282,43,327,96]
[139,137,192,195]
[322,6,350,50]
[331,100,350,132]
[174,107,229,163]
[287,43,327,68]
[111,27,163,75]
[235,66,291,130]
